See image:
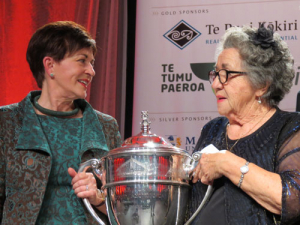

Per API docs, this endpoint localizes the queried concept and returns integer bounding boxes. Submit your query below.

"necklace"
[225,108,272,152]
[33,95,79,117]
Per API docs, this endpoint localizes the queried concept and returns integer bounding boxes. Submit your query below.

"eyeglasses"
[208,69,247,84]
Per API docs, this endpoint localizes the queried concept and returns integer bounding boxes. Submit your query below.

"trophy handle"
[184,185,214,225]
[78,159,106,225]
[183,152,215,225]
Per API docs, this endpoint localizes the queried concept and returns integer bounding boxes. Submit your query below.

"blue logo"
[163,20,201,50]
[166,135,182,148]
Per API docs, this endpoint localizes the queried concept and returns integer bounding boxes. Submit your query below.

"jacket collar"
[16,91,109,155]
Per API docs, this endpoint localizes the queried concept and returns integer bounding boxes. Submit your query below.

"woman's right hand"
[68,167,107,213]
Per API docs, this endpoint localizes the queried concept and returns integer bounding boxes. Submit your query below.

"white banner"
[133,0,300,154]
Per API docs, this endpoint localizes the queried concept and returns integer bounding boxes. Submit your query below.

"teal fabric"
[35,115,86,224]
[16,91,109,154]
[14,91,111,224]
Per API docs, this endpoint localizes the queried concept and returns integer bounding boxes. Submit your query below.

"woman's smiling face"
[51,48,95,100]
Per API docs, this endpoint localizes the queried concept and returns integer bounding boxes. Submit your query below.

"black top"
[196,178,226,225]
[188,108,300,225]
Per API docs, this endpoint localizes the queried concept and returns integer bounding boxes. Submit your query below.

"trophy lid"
[122,111,173,148]
[108,111,186,155]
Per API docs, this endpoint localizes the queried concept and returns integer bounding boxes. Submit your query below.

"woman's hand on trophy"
[191,151,228,185]
[68,167,101,206]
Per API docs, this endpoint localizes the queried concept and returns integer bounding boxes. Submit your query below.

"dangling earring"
[50,73,54,78]
[258,96,262,104]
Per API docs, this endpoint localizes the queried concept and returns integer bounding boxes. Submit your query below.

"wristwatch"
[237,161,249,188]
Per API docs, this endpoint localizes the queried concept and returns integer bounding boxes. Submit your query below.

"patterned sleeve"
[0,140,4,223]
[0,115,6,222]
[96,111,122,150]
[277,128,300,224]
[109,117,122,150]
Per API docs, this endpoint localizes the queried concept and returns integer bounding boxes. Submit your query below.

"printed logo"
[185,136,196,154]
[161,63,206,93]
[166,135,182,148]
[190,62,215,81]
[163,20,201,50]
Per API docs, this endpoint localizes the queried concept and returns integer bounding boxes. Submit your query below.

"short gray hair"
[215,25,294,107]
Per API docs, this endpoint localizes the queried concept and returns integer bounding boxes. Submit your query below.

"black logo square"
[163,20,201,50]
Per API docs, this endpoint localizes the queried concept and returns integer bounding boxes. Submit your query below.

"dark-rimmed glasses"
[208,69,247,84]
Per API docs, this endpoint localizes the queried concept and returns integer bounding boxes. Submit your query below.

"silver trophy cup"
[79,111,211,225]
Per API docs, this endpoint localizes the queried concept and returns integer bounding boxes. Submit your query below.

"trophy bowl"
[79,111,207,225]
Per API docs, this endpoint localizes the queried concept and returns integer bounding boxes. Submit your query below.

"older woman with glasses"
[188,24,300,225]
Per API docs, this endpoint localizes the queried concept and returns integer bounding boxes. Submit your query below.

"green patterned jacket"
[0,91,122,225]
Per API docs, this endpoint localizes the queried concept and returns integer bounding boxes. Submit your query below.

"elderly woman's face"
[212,48,260,118]
[50,48,95,99]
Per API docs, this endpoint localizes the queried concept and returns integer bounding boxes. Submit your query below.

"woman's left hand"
[192,150,229,185]
[68,167,102,206]
[191,150,282,214]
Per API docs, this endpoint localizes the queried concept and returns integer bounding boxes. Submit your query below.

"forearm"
[93,201,107,215]
[221,154,282,214]
[241,164,281,214]
[92,189,107,215]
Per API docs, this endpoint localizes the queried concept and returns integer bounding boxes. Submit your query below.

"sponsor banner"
[133,0,300,154]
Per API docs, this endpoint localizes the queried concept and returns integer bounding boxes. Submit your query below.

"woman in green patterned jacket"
[0,21,121,225]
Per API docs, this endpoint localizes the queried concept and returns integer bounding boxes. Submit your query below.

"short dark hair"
[26,21,96,88]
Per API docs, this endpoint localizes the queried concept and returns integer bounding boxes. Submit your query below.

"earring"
[50,73,54,78]
[258,96,262,104]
